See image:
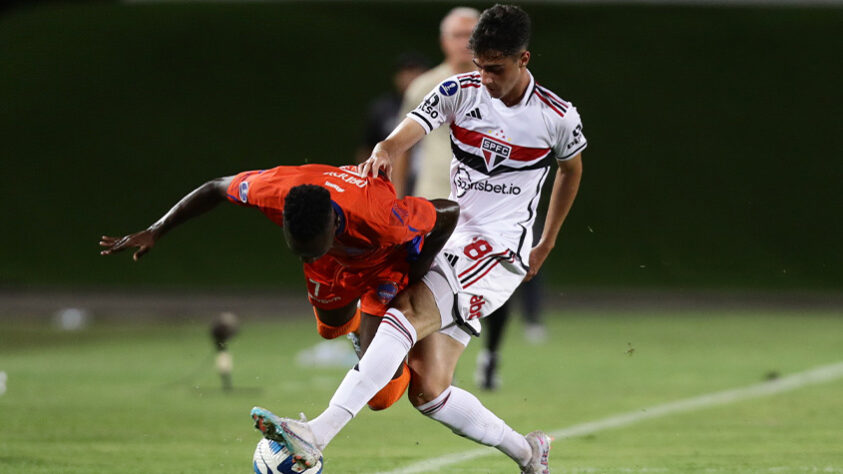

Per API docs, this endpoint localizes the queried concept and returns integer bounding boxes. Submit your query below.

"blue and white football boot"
[520,430,552,474]
[251,407,323,470]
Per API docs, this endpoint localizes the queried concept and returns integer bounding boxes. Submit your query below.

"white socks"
[416,385,532,466]
[307,307,530,467]
[309,308,417,448]
[308,405,351,450]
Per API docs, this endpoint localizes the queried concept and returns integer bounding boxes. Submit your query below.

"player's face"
[284,211,337,264]
[473,51,530,104]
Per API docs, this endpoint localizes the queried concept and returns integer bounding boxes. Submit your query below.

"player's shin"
[415,385,532,466]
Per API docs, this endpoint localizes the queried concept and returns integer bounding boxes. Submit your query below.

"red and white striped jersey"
[406,70,587,265]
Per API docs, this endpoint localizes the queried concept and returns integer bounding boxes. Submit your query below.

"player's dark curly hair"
[469,4,531,57]
[283,184,332,241]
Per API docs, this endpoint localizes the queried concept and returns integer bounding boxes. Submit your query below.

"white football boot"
[251,407,322,470]
[520,430,552,473]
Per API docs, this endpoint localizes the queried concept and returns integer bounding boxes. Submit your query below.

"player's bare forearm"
[527,154,583,279]
[408,199,460,283]
[147,177,233,237]
[99,176,233,260]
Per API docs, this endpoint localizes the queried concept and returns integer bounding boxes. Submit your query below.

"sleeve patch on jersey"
[238,181,249,203]
[439,80,458,96]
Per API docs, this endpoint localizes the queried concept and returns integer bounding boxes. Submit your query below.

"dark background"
[1,2,840,291]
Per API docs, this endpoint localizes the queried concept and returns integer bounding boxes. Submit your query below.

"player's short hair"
[284,184,332,241]
[469,4,531,57]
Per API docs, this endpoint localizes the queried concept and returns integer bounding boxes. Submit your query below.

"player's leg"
[407,331,464,405]
[475,300,510,390]
[250,293,422,467]
[310,303,406,410]
[408,325,535,469]
[356,310,410,410]
[353,267,421,410]
[299,278,443,453]
[521,273,547,343]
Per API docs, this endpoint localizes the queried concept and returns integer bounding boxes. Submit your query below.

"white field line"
[377,361,843,474]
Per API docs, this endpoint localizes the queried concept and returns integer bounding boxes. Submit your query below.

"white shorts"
[423,231,527,345]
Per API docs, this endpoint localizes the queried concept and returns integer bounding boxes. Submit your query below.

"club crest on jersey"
[439,80,458,96]
[480,137,511,170]
[238,181,249,203]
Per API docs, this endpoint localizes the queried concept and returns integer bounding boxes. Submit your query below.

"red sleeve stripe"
[450,124,551,161]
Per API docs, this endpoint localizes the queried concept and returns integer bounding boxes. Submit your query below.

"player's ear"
[519,51,531,68]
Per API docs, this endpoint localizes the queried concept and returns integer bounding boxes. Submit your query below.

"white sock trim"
[380,308,417,347]
[414,386,453,416]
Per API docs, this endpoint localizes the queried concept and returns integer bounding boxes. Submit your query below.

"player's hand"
[99,229,157,261]
[525,242,552,281]
[358,146,392,179]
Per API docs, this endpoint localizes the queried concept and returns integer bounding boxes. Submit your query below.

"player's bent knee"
[407,372,449,407]
[367,362,410,410]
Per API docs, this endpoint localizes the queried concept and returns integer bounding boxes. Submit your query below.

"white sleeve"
[406,79,462,134]
[553,106,588,161]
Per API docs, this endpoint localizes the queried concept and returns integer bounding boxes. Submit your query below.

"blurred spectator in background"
[394,6,479,199]
[394,6,547,392]
[356,52,430,171]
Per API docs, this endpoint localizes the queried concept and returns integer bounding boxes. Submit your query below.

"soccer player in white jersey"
[252,5,585,473]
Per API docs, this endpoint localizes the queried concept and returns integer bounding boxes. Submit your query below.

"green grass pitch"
[1,308,841,473]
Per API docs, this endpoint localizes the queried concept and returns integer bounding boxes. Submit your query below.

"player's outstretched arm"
[526,153,583,281]
[359,118,425,179]
[408,199,460,283]
[100,176,234,261]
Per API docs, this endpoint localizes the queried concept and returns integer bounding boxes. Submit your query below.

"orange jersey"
[225,164,437,270]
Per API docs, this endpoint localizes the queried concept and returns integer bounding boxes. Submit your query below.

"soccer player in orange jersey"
[100,163,459,409]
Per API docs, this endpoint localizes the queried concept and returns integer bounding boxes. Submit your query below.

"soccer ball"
[252,438,323,474]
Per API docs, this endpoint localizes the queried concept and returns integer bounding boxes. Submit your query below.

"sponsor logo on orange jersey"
[323,170,367,188]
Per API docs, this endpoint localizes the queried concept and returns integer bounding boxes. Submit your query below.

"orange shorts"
[303,254,410,316]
